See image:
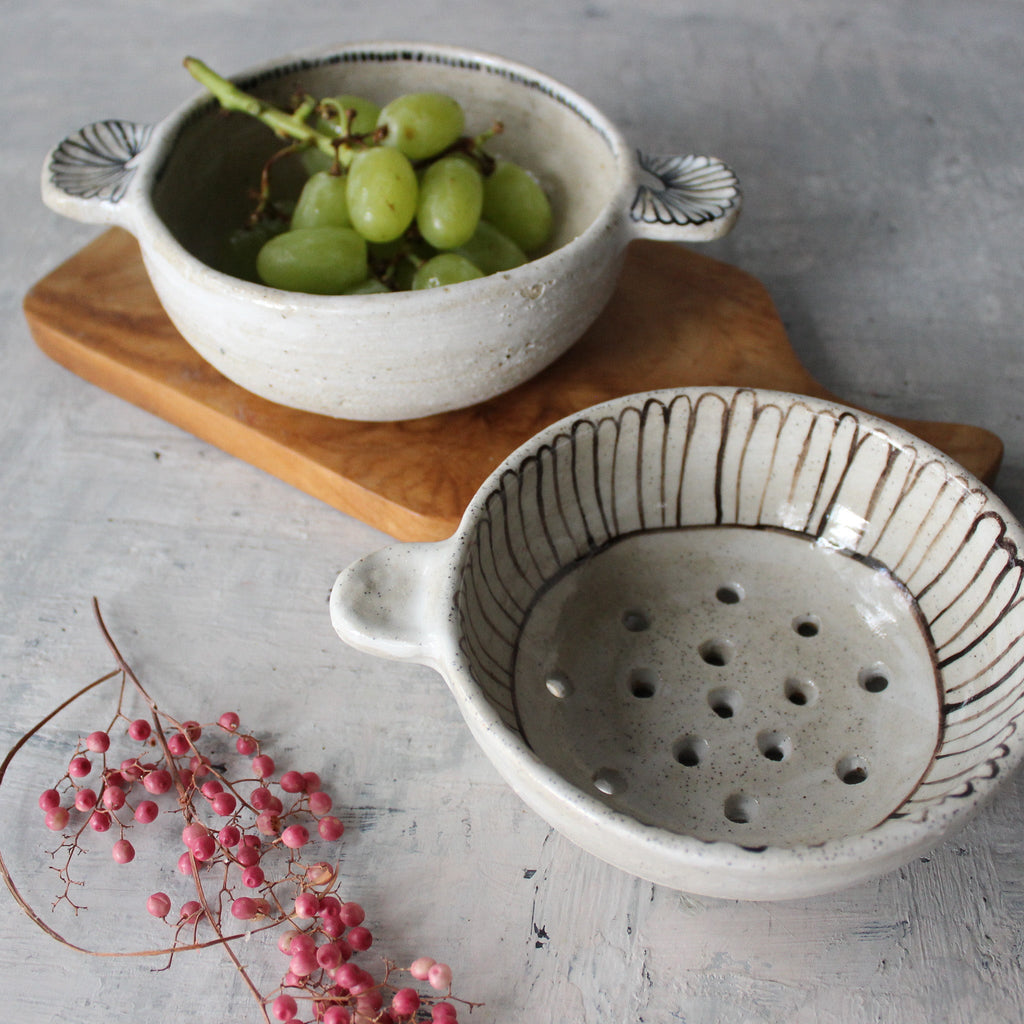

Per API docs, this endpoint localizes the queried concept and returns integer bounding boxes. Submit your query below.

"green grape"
[291,171,351,230]
[346,147,419,243]
[454,219,527,275]
[377,92,465,161]
[415,156,484,250]
[343,277,392,295]
[482,160,553,253]
[301,95,382,175]
[411,253,485,290]
[321,94,382,136]
[256,226,368,294]
[217,218,289,282]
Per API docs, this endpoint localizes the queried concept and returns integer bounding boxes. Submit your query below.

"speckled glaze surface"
[331,387,1024,900]
[40,43,740,421]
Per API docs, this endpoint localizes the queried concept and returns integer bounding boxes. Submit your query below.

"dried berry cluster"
[5,603,477,1024]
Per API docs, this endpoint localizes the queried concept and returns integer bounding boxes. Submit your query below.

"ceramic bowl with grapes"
[330,386,1024,900]
[40,42,741,422]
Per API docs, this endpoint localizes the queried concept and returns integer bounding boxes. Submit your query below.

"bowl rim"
[133,39,635,309]
[439,385,1024,893]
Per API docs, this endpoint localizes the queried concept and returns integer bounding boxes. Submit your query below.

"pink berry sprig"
[1,601,482,1024]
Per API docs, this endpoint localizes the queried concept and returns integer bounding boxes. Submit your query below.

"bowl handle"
[330,541,450,669]
[40,119,153,227]
[627,150,741,242]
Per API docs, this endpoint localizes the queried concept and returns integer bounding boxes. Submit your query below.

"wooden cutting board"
[23,227,1003,541]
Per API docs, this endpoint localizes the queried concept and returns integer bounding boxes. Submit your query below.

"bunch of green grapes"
[219,91,553,295]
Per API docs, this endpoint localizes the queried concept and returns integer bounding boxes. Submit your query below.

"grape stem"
[183,57,350,166]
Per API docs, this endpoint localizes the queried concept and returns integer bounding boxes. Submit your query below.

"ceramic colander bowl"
[330,387,1024,899]
[40,42,739,421]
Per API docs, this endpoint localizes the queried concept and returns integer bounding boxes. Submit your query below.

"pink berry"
[236,843,261,867]
[38,788,61,812]
[181,720,202,740]
[180,900,203,923]
[347,926,372,952]
[334,963,361,989]
[432,1003,458,1022]
[190,755,212,778]
[316,942,344,970]
[201,780,223,799]
[128,718,152,741]
[318,895,342,917]
[69,755,91,778]
[45,807,69,831]
[289,932,316,957]
[143,769,172,794]
[308,790,333,815]
[90,809,112,832]
[167,733,190,757]
[427,962,453,991]
[230,897,259,920]
[294,892,319,919]
[392,988,421,1018]
[177,851,194,875]
[218,824,241,847]
[354,987,382,1011]
[302,771,322,791]
[281,825,309,849]
[280,770,306,793]
[235,734,257,756]
[271,995,298,1022]
[219,711,240,732]
[339,901,365,927]
[211,792,237,816]
[290,949,318,977]
[118,760,142,781]
[112,839,135,864]
[85,730,110,753]
[410,956,435,981]
[190,834,217,862]
[306,862,334,886]
[321,914,345,939]
[241,865,265,888]
[277,928,303,955]
[146,892,171,918]
[102,785,126,810]
[323,1008,351,1024]
[134,800,159,824]
[318,815,344,842]
[182,822,209,846]
[250,786,273,810]
[255,812,280,836]
[74,788,98,812]
[252,754,275,779]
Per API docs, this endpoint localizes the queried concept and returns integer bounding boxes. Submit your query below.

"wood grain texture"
[23,228,1003,541]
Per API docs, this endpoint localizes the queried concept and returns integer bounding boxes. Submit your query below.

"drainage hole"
[757,730,792,762]
[716,583,745,605]
[836,755,869,785]
[708,686,741,718]
[673,735,708,767]
[622,609,651,632]
[792,614,821,637]
[859,663,891,693]
[724,792,759,824]
[628,668,657,699]
[545,672,573,699]
[784,677,819,707]
[699,638,734,666]
[593,768,627,796]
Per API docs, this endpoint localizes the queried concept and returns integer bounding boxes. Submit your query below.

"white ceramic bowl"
[330,387,1024,900]
[40,42,741,421]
